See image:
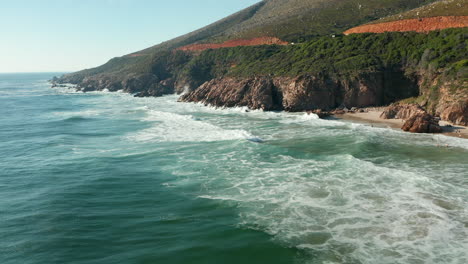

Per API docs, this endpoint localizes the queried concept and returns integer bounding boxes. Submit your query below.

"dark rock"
[380,103,443,134]
[401,113,442,133]
[278,75,338,111]
[181,72,417,112]
[179,77,282,111]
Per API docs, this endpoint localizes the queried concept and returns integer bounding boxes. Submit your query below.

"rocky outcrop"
[380,103,426,120]
[401,112,442,133]
[179,77,282,110]
[57,73,177,97]
[274,76,339,111]
[177,37,288,52]
[431,83,468,126]
[344,16,468,35]
[380,103,442,133]
[180,72,419,111]
[439,101,468,126]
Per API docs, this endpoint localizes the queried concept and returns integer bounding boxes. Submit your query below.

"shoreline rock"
[379,103,442,133]
[53,73,465,134]
[401,112,443,133]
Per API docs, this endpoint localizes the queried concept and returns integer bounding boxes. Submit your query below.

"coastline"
[335,109,468,139]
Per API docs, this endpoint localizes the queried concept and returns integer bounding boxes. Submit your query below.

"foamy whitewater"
[1,73,467,264]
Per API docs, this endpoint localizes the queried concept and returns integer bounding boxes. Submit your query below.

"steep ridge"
[57,0,437,86]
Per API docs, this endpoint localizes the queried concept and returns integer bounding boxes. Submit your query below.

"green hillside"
[61,0,437,82]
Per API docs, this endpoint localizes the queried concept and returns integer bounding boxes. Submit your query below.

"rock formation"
[179,77,283,110]
[380,104,426,120]
[180,72,419,112]
[381,103,442,133]
[439,101,468,126]
[401,112,443,133]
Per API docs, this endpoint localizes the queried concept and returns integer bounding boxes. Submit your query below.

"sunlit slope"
[65,0,437,80]
[372,0,467,24]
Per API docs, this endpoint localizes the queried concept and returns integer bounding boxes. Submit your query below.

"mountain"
[58,0,438,84]
[55,0,467,127]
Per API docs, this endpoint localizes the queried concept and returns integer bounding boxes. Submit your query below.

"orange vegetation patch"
[177,37,289,51]
[344,16,468,35]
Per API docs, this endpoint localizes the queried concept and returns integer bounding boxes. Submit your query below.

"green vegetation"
[183,28,467,81]
[62,0,439,81]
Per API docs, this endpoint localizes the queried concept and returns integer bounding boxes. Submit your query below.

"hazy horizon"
[0,0,260,73]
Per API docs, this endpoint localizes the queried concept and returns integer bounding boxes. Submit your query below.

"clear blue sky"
[0,0,260,72]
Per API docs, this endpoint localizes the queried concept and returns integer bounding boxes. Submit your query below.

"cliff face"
[433,81,468,126]
[180,72,419,112]
[179,77,282,110]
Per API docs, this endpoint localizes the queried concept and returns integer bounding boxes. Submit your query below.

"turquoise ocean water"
[1,73,467,264]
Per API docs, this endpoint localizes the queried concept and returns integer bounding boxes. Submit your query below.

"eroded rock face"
[402,113,442,133]
[179,75,342,111]
[277,76,338,111]
[180,73,418,112]
[179,77,283,110]
[380,104,426,120]
[439,101,468,126]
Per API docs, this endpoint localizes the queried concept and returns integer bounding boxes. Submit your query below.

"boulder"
[401,113,442,133]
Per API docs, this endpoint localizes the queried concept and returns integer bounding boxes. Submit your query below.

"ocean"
[1,73,467,264]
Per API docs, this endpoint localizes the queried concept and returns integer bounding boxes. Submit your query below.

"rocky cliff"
[179,72,420,112]
[53,0,467,132]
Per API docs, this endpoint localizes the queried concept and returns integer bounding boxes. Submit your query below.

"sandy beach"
[337,109,468,139]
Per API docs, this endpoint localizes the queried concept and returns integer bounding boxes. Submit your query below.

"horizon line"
[0,71,71,74]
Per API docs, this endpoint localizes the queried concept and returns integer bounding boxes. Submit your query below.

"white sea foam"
[31,79,467,263]
[127,109,254,142]
[51,109,102,118]
[193,152,468,263]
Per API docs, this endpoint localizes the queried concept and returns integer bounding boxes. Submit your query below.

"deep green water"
[1,73,467,264]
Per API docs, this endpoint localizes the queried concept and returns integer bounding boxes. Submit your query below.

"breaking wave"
[127,109,254,142]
